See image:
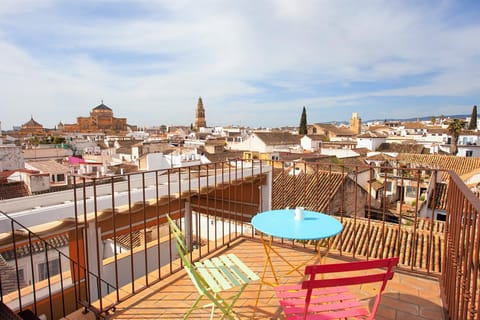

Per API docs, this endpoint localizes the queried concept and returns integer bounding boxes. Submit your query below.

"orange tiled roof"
[113,230,145,250]
[377,143,426,154]
[429,182,448,210]
[357,132,387,138]
[367,153,396,161]
[0,181,30,200]
[1,234,69,261]
[0,255,25,296]
[397,153,480,181]
[312,123,356,136]
[272,169,346,212]
[330,216,444,272]
[254,132,301,146]
[403,122,426,130]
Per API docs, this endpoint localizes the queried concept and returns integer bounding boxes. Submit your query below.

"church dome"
[23,116,42,128]
[93,102,112,111]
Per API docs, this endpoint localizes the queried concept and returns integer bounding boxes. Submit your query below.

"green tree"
[447,118,465,155]
[29,135,40,147]
[53,136,65,145]
[298,106,307,135]
[469,105,477,130]
[431,116,436,124]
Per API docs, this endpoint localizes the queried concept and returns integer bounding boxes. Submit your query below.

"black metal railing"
[0,210,116,319]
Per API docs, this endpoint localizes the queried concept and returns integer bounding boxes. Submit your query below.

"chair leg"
[184,295,204,319]
[209,294,216,320]
[202,290,237,320]
[220,284,247,320]
[184,288,244,319]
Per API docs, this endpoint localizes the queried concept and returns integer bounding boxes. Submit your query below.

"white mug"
[294,207,304,220]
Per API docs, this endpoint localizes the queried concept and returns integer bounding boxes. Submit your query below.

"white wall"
[301,136,321,152]
[12,245,70,287]
[99,239,177,299]
[228,135,267,152]
[29,175,51,192]
[144,153,171,170]
[356,137,386,151]
[320,148,360,158]
[457,146,480,157]
[0,145,24,171]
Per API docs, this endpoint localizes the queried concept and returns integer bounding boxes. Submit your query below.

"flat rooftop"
[62,237,443,320]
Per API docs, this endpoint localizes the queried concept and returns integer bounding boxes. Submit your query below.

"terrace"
[0,160,478,319]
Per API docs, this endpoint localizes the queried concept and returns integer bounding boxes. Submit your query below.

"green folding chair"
[167,215,259,319]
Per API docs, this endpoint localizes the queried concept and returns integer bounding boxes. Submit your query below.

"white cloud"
[0,1,479,129]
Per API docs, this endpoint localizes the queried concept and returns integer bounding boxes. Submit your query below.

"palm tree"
[447,119,465,155]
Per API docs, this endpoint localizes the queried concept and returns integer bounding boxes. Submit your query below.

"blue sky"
[1,0,479,130]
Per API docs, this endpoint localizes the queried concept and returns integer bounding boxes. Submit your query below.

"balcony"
[0,160,478,319]
[63,238,443,320]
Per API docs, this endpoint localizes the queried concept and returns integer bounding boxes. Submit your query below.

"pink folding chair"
[274,257,399,319]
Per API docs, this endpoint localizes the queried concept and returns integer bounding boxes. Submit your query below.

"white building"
[457,132,480,157]
[25,160,70,187]
[138,150,210,171]
[228,132,301,153]
[300,135,324,152]
[356,132,387,151]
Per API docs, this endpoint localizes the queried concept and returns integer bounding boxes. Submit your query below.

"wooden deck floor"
[63,238,444,320]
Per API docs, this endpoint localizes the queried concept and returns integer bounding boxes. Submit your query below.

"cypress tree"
[299,106,307,135]
[469,105,477,130]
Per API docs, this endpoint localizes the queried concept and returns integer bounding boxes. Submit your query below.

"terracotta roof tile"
[328,216,444,272]
[397,153,480,181]
[0,254,25,296]
[272,169,346,212]
[429,182,448,210]
[254,132,301,146]
[377,143,426,154]
[26,160,69,174]
[113,230,144,250]
[357,132,387,138]
[312,123,356,136]
[403,122,427,129]
[0,181,30,200]
[1,234,69,261]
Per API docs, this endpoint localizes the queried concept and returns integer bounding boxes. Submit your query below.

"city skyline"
[1,1,479,130]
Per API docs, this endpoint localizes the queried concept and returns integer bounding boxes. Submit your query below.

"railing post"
[185,200,192,251]
[264,169,272,212]
[86,221,102,302]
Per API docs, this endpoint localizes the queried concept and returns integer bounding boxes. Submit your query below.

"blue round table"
[251,209,343,240]
[251,209,344,316]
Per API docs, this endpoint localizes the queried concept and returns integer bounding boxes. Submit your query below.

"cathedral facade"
[75,102,127,133]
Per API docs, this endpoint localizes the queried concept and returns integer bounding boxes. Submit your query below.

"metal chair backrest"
[302,257,399,318]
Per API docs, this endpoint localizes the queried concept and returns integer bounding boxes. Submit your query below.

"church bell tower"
[194,97,206,130]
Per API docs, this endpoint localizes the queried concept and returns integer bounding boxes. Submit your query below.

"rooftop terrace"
[63,237,443,320]
[0,159,478,320]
